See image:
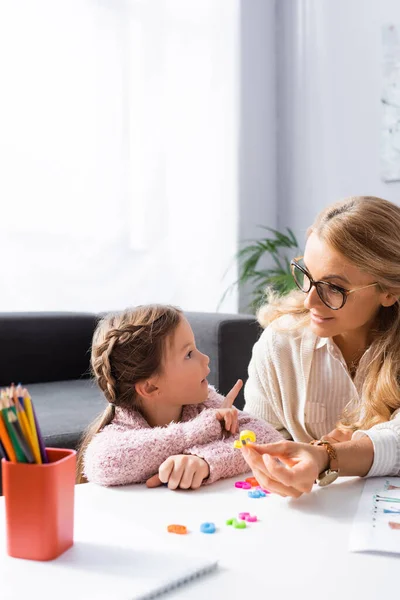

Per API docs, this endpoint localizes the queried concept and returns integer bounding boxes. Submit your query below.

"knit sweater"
[244,315,400,477]
[83,386,283,486]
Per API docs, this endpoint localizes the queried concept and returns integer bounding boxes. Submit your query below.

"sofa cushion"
[27,379,107,450]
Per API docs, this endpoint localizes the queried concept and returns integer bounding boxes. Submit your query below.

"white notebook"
[349,476,400,554]
[1,543,218,600]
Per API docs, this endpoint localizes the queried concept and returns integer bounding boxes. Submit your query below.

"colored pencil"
[20,395,42,464]
[6,410,35,463]
[0,385,49,464]
[15,398,37,457]
[2,408,27,463]
[23,389,48,463]
[0,410,16,462]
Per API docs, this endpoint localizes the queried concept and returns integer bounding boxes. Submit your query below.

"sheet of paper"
[350,476,400,554]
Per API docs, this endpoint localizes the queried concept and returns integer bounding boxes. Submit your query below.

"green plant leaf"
[220,225,302,313]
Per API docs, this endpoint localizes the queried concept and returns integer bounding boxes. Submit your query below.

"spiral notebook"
[1,543,218,600]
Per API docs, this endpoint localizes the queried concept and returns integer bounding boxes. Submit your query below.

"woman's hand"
[322,427,353,443]
[146,455,210,490]
[241,440,329,498]
[214,379,243,434]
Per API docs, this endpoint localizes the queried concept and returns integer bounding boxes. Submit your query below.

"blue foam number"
[200,522,216,534]
[248,490,266,498]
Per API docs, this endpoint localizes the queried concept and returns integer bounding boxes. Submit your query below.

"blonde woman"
[242,196,400,498]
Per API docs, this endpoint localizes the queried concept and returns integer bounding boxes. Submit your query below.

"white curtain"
[0,0,239,313]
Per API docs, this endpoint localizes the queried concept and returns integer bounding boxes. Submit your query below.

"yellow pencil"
[22,394,42,464]
[15,399,38,462]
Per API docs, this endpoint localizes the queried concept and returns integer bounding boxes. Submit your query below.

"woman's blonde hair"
[257,196,400,432]
[76,304,182,482]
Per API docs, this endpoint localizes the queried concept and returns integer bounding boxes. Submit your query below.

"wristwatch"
[310,440,340,487]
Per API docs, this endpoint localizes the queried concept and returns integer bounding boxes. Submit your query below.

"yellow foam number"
[233,429,256,449]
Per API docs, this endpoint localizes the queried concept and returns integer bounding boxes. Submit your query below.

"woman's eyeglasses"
[290,257,378,310]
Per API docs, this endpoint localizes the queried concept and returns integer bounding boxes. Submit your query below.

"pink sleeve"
[186,406,284,484]
[83,408,222,486]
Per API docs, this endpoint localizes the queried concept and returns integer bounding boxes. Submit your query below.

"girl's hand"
[215,379,243,434]
[146,455,210,490]
[241,440,329,498]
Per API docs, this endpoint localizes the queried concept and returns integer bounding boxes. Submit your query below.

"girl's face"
[303,232,395,342]
[155,317,210,406]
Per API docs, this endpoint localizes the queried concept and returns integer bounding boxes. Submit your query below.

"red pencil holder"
[2,447,76,561]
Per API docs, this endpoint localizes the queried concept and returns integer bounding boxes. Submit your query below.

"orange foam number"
[245,477,260,487]
[167,524,188,535]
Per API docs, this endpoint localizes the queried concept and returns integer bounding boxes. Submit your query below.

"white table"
[1,475,398,600]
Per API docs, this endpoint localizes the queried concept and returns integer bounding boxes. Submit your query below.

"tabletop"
[0,474,398,600]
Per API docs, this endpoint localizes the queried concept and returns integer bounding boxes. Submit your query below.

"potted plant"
[221,227,301,313]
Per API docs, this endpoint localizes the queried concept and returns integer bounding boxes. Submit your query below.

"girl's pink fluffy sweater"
[83,386,282,486]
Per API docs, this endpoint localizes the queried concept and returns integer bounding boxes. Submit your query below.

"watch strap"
[310,439,339,474]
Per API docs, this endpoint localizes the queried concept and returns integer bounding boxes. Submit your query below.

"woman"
[242,196,400,498]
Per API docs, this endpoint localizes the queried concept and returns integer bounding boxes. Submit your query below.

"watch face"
[318,470,339,487]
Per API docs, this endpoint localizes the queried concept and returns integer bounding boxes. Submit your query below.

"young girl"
[242,196,400,498]
[77,304,282,488]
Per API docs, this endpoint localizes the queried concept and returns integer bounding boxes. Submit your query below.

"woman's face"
[302,232,395,341]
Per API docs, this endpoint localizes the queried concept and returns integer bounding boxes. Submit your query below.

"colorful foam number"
[167,524,187,534]
[256,486,270,494]
[245,477,260,487]
[200,522,216,534]
[238,512,250,520]
[226,518,246,529]
[233,429,256,449]
[248,490,266,498]
[234,481,252,490]
[238,512,258,522]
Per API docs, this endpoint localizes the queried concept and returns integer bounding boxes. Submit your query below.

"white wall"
[277,0,400,249]
[238,0,277,311]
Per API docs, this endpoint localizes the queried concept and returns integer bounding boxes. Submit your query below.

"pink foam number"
[238,512,258,522]
[235,481,251,490]
[238,512,250,520]
[246,515,258,522]
[256,486,270,494]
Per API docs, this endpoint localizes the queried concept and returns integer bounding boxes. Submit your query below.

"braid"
[90,320,161,408]
[117,324,144,345]
[91,333,118,404]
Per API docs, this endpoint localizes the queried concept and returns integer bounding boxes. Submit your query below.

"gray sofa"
[0,311,261,451]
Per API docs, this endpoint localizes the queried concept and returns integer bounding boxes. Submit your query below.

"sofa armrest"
[185,312,261,410]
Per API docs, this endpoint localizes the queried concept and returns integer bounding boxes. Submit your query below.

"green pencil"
[1,408,27,463]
